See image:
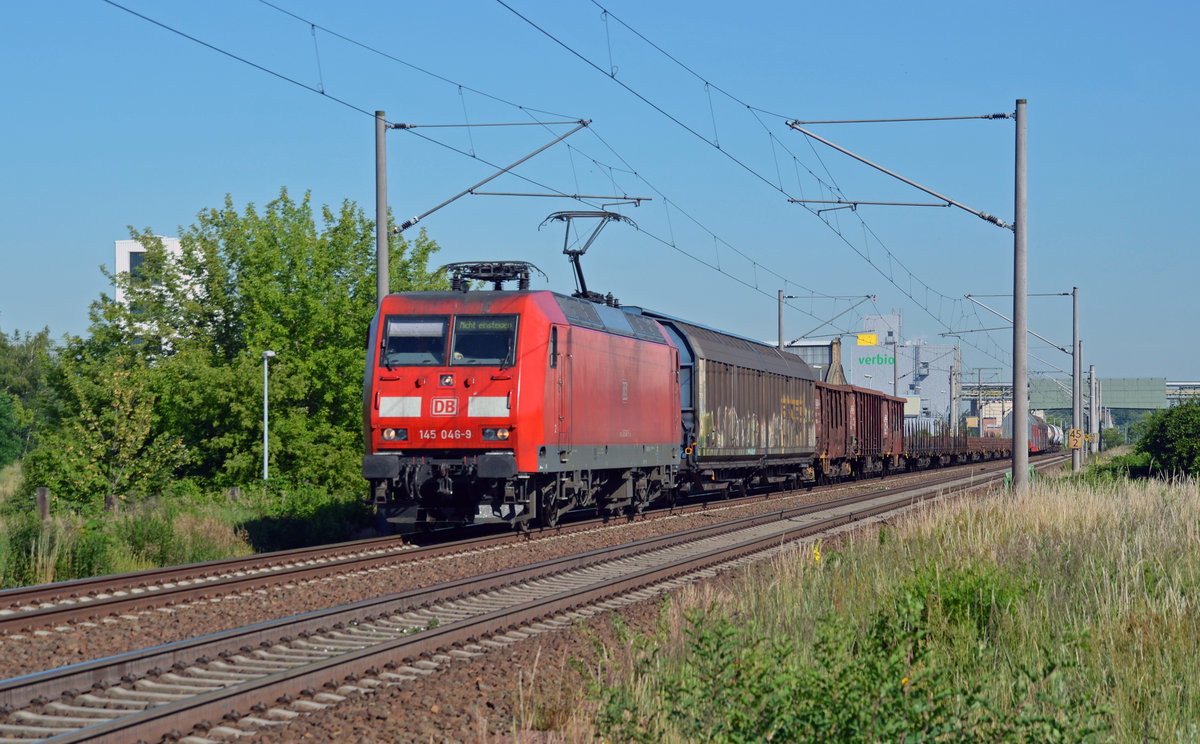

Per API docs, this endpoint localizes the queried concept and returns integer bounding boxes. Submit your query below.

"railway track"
[0,455,1067,743]
[0,454,1038,637]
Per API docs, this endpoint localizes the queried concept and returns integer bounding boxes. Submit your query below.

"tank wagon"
[363,261,1023,531]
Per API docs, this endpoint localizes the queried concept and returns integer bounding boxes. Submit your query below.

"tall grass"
[0,513,113,587]
[0,477,376,587]
[584,477,1200,742]
[0,461,20,500]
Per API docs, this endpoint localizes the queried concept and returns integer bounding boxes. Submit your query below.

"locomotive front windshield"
[381,316,449,366]
[450,315,518,366]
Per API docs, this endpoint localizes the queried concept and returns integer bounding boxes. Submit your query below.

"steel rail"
[0,454,1023,635]
[3,452,1036,637]
[0,534,413,610]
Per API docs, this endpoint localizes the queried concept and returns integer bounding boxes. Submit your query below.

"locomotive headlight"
[482,428,511,441]
[381,428,408,442]
[497,428,510,440]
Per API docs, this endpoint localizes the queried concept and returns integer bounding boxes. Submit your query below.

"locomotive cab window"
[381,316,449,366]
[450,315,518,366]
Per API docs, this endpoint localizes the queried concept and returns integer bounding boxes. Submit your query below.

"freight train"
[362,261,1032,531]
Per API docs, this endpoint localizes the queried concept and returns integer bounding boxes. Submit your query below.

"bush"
[234,482,374,551]
[594,591,1108,743]
[1137,401,1200,476]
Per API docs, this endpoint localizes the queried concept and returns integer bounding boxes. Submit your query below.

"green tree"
[1127,410,1155,443]
[0,394,21,468]
[0,325,55,459]
[1101,426,1124,450]
[1135,400,1200,476]
[21,354,188,509]
[22,188,448,503]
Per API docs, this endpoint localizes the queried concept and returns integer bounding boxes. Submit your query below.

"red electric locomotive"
[362,262,679,530]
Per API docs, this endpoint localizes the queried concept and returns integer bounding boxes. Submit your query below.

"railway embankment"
[248,471,1197,743]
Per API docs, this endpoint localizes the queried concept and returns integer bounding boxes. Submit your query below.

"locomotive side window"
[450,315,518,366]
[381,316,449,366]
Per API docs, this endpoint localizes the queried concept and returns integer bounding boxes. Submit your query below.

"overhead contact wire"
[100,0,374,116]
[559,2,1012,362]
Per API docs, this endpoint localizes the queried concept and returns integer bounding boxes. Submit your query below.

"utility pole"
[1012,99,1029,491]
[375,111,390,308]
[784,102,1027,481]
[953,348,961,434]
[893,338,899,397]
[262,350,275,481]
[1089,365,1100,455]
[1072,287,1082,472]
[949,363,957,434]
[778,289,785,350]
[977,368,983,436]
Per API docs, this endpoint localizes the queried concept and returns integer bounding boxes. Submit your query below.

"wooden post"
[104,493,117,512]
[36,487,50,522]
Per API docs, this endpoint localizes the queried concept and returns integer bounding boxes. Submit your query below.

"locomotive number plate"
[418,429,473,441]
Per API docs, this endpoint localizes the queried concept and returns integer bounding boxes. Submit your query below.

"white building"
[113,237,182,305]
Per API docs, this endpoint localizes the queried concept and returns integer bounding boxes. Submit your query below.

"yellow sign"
[1068,428,1083,450]
[857,333,878,346]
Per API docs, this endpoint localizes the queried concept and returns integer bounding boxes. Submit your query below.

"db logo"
[431,398,458,416]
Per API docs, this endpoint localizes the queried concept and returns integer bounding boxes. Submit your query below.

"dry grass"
[568,475,1200,742]
[0,461,21,501]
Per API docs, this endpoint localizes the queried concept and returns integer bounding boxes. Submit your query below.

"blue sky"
[1,0,1196,382]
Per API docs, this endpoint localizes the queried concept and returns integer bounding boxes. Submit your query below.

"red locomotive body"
[363,289,679,529]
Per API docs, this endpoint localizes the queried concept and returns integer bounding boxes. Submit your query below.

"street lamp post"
[262,350,275,481]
